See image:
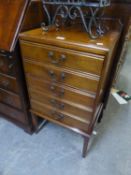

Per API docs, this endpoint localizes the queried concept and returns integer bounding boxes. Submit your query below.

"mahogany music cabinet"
[19,25,121,157]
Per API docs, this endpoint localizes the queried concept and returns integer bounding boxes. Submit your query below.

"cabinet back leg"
[32,114,48,133]
[82,136,89,158]
[98,109,104,123]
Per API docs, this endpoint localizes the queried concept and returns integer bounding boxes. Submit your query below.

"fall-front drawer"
[24,60,100,92]
[31,100,89,133]
[26,75,96,108]
[0,73,19,93]
[0,55,16,76]
[20,42,104,75]
[29,88,93,124]
[0,88,22,109]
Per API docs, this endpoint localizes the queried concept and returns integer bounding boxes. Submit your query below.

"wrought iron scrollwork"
[41,0,111,39]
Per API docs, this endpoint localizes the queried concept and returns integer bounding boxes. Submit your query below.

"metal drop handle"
[61,72,66,80]
[48,70,56,81]
[8,61,15,69]
[59,89,65,97]
[50,85,56,91]
[48,71,66,81]
[48,51,66,65]
[50,99,65,109]
[51,111,65,120]
[50,85,65,97]
[50,99,56,105]
[48,51,54,58]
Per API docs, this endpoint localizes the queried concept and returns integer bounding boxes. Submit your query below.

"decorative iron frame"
[41,0,111,39]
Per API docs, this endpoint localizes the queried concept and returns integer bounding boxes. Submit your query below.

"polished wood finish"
[19,27,118,54]
[31,100,90,133]
[26,77,96,108]
[0,102,26,124]
[82,136,89,158]
[0,54,16,76]
[20,25,120,156]
[0,88,22,109]
[0,0,29,51]
[20,41,104,75]
[29,88,93,124]
[0,73,19,93]
[0,0,44,132]
[23,60,100,92]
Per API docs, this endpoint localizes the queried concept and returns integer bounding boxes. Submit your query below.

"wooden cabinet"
[105,1,131,86]
[0,0,44,132]
[19,26,120,157]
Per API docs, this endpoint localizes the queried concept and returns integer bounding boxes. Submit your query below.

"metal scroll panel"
[41,0,111,39]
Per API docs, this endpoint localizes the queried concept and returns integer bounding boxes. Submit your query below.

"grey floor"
[0,43,131,175]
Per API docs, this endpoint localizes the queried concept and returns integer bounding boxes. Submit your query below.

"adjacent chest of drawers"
[0,0,44,132]
[0,52,26,123]
[20,27,120,157]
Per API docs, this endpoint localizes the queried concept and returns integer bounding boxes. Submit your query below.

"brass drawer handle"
[48,70,56,81]
[60,54,66,61]
[48,51,66,65]
[48,51,54,58]
[59,89,65,97]
[50,99,56,105]
[61,72,66,80]
[50,99,65,109]
[51,111,65,120]
[48,71,66,81]
[59,103,65,109]
[8,62,15,69]
[50,85,65,97]
[50,85,56,91]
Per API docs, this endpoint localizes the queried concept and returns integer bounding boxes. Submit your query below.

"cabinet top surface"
[20,26,120,54]
[0,0,29,52]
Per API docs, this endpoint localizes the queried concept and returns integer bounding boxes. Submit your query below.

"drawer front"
[0,73,19,93]
[0,102,26,124]
[29,88,93,124]
[26,76,95,108]
[24,60,99,93]
[0,88,22,110]
[0,54,16,76]
[21,42,104,75]
[31,100,89,132]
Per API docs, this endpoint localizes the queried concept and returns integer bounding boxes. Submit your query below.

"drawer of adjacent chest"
[0,73,19,93]
[0,54,16,76]
[20,41,104,75]
[31,100,89,133]
[0,88,22,110]
[29,88,93,124]
[24,60,100,93]
[0,102,26,124]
